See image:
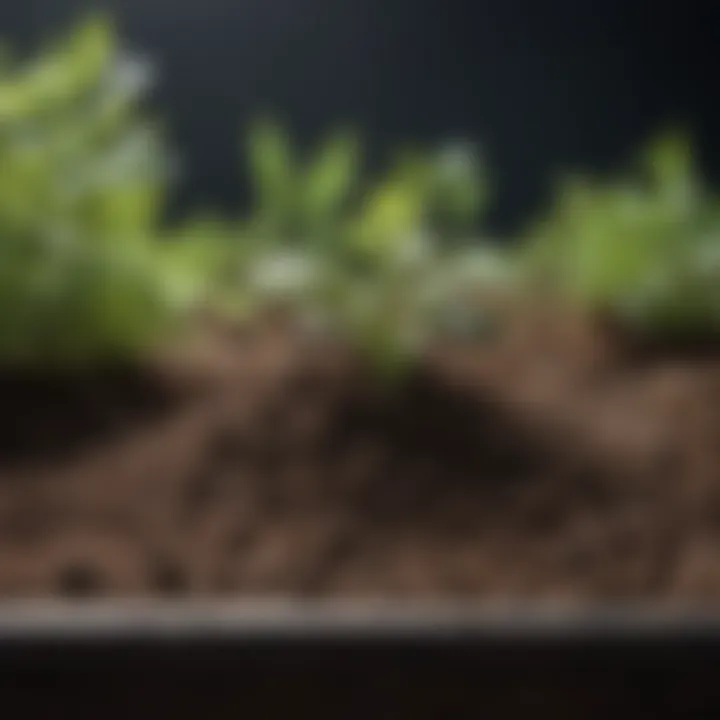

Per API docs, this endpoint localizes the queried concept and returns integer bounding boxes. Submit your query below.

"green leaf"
[524,130,720,338]
[431,142,487,237]
[245,119,296,236]
[302,129,359,237]
[0,16,190,368]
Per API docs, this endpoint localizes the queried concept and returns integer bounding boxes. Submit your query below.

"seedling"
[0,16,514,380]
[522,130,720,339]
[0,16,211,368]
[235,122,504,379]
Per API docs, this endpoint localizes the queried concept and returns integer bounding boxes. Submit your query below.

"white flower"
[692,237,720,275]
[436,141,480,179]
[107,52,157,99]
[389,231,434,269]
[248,250,321,298]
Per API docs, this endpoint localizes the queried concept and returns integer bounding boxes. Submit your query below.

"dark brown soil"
[2,311,720,601]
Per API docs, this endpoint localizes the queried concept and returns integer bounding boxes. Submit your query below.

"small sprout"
[0,17,206,368]
[522,129,720,340]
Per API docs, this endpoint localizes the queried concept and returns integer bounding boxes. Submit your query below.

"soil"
[2,309,720,601]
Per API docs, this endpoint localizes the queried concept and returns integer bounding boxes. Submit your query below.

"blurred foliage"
[0,16,506,378]
[522,130,720,336]
[244,120,360,247]
[243,119,487,252]
[238,119,499,378]
[0,16,211,367]
[24,14,720,381]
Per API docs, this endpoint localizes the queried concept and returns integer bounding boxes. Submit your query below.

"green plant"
[236,121,501,378]
[0,11,509,378]
[333,148,501,378]
[244,119,361,250]
[0,16,205,367]
[522,130,720,336]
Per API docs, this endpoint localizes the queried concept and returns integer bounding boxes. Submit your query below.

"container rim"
[2,600,720,676]
[0,599,718,639]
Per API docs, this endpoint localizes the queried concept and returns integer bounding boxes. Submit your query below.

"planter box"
[2,321,720,715]
[0,601,719,717]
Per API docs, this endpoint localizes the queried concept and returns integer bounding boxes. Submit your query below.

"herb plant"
[0,16,204,368]
[522,131,720,337]
[0,15,517,380]
[237,120,501,378]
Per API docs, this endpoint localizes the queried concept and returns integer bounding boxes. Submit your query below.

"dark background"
[0,0,718,235]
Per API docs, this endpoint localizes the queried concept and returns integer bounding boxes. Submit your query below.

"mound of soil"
[1,311,720,601]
